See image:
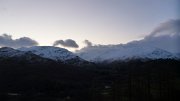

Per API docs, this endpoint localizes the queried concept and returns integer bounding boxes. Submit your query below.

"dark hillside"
[0,59,179,101]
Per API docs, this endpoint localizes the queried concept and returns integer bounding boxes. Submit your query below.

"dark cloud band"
[53,39,79,48]
[0,34,38,48]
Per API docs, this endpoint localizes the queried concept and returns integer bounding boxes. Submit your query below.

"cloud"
[146,19,180,38]
[76,19,180,61]
[83,40,92,47]
[141,19,180,53]
[0,34,38,48]
[53,39,79,48]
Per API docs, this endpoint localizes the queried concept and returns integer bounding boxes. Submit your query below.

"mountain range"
[0,45,179,64]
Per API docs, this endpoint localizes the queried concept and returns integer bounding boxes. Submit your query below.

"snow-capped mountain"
[19,46,86,64]
[76,44,178,62]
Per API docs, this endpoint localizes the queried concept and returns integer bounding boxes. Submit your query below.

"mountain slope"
[19,46,87,64]
[0,47,26,57]
[0,47,53,63]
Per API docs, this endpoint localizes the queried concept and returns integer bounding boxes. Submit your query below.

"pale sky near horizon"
[0,0,179,50]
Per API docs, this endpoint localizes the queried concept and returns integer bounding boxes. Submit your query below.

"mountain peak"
[19,46,86,64]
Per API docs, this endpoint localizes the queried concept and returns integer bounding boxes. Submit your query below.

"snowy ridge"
[76,44,178,62]
[19,46,85,63]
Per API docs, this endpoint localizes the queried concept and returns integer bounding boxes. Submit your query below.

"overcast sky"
[0,0,179,50]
